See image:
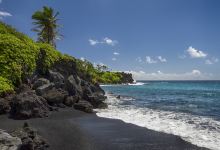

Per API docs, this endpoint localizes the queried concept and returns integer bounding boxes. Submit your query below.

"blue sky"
[1,0,220,80]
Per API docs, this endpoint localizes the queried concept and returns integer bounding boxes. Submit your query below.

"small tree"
[32,6,62,48]
[96,64,108,72]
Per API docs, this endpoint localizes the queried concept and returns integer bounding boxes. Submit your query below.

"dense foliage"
[0,76,13,96]
[36,43,62,74]
[0,22,125,96]
[0,24,39,86]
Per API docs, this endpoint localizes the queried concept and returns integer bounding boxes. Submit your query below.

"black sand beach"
[0,108,208,150]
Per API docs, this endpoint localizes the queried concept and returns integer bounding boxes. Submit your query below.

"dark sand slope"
[0,109,208,150]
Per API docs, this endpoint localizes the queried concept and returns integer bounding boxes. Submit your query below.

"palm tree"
[32,6,61,48]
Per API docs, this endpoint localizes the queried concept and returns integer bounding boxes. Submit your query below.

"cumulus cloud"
[103,37,118,46]
[145,56,157,64]
[157,56,167,62]
[0,11,12,19]
[205,57,219,65]
[113,52,120,55]
[126,70,212,80]
[187,46,207,58]
[88,37,118,46]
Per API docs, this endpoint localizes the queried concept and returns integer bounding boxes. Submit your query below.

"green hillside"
[0,22,129,96]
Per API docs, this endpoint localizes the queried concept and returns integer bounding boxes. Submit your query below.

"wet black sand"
[0,108,209,150]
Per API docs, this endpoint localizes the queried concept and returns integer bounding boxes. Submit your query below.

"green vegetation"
[36,43,62,74]
[0,24,39,86]
[0,21,124,96]
[32,6,61,48]
[0,76,14,97]
[74,59,122,84]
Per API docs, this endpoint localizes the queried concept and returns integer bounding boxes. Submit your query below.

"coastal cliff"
[0,22,134,117]
[0,21,134,149]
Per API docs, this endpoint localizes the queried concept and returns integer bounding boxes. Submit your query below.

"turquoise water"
[103,81,220,120]
[97,81,220,150]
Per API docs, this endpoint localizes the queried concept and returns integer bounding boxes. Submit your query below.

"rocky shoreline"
[0,54,134,149]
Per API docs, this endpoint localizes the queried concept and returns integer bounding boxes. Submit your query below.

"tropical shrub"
[36,43,62,74]
[0,76,14,96]
[0,33,39,85]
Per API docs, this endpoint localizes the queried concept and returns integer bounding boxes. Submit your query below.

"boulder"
[48,70,65,88]
[80,81,107,109]
[0,98,10,115]
[42,88,68,106]
[12,123,49,150]
[0,129,22,150]
[65,75,82,96]
[63,96,79,107]
[35,83,54,96]
[116,95,121,99]
[74,100,93,113]
[87,95,107,109]
[32,78,50,90]
[10,90,49,119]
[90,83,105,95]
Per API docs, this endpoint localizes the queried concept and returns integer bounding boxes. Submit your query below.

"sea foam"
[96,94,220,150]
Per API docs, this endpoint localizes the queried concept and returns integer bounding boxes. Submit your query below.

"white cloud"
[89,37,118,46]
[112,58,117,61]
[146,56,157,64]
[103,37,118,46]
[88,39,99,46]
[187,46,207,58]
[126,69,212,80]
[0,11,12,19]
[137,56,167,64]
[205,57,219,65]
[191,69,201,75]
[157,56,167,62]
[0,0,2,4]
[113,52,120,55]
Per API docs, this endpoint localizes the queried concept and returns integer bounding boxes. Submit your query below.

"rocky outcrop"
[0,129,22,150]
[0,56,110,119]
[63,96,79,107]
[35,83,54,96]
[42,88,68,107]
[0,98,10,115]
[65,75,83,96]
[81,83,107,109]
[12,123,49,150]
[119,72,134,84]
[32,78,50,90]
[10,89,49,119]
[74,100,93,113]
[48,70,65,89]
[48,59,108,110]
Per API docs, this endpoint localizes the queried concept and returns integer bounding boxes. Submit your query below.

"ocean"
[97,81,220,150]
